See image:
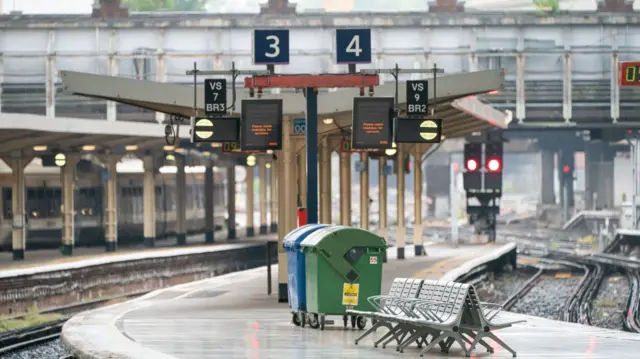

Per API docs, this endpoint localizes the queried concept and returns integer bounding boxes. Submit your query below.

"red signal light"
[487,159,501,172]
[466,159,478,171]
[563,165,570,173]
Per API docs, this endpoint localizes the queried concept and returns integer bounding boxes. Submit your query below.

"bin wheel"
[356,316,367,330]
[308,314,320,329]
[350,315,357,328]
[320,315,326,331]
[343,315,348,328]
[292,313,301,327]
[299,313,306,328]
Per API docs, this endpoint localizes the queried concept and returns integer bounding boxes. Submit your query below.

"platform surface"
[63,242,640,359]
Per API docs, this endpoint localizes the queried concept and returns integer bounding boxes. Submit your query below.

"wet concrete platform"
[63,243,640,358]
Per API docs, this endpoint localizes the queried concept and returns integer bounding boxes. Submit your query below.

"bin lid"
[283,224,331,249]
[299,226,387,249]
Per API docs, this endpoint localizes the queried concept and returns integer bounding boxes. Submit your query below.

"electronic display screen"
[351,97,394,149]
[620,61,640,86]
[192,117,239,143]
[240,99,283,151]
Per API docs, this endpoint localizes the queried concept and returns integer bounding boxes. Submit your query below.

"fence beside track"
[0,240,277,316]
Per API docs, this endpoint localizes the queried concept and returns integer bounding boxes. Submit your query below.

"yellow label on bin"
[342,283,359,306]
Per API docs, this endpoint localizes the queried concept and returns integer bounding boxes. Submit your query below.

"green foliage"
[122,0,207,11]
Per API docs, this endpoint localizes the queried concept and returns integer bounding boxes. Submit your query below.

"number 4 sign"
[336,29,372,64]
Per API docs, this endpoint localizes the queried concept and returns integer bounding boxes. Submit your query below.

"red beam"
[244,74,379,89]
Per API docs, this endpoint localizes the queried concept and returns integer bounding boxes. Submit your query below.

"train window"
[2,188,11,218]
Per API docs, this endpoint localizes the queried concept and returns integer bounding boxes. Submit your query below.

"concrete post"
[204,161,215,243]
[540,149,556,205]
[143,155,156,247]
[359,152,369,229]
[413,150,424,256]
[319,137,331,223]
[339,152,351,225]
[278,117,294,302]
[60,155,77,256]
[227,165,236,240]
[269,159,278,232]
[9,158,26,260]
[396,147,406,259]
[105,156,118,252]
[176,155,187,245]
[259,158,268,234]
[298,149,307,209]
[246,165,255,237]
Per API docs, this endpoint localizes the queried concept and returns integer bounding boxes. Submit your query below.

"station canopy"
[0,113,169,157]
[60,69,509,140]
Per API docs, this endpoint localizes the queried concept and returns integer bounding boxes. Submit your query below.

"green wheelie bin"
[300,225,387,330]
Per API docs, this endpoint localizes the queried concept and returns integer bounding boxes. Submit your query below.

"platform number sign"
[406,80,429,116]
[253,29,290,65]
[336,29,372,64]
[293,118,306,135]
[204,79,227,116]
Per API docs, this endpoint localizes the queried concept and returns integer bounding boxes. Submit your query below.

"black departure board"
[351,97,394,149]
[240,99,283,151]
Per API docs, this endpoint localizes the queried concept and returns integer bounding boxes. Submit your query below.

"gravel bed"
[0,338,71,359]
[474,267,535,304]
[590,274,629,330]
[510,274,583,320]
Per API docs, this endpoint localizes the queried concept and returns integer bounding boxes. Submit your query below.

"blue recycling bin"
[283,224,330,312]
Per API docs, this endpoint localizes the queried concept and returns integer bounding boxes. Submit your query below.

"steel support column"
[270,159,278,233]
[143,156,156,247]
[105,156,118,252]
[378,158,388,263]
[227,165,237,240]
[319,137,331,223]
[413,150,425,256]
[306,88,319,224]
[611,52,620,122]
[540,149,556,205]
[9,158,26,260]
[396,146,406,259]
[246,165,255,237]
[278,117,294,302]
[106,30,118,122]
[259,158,268,234]
[61,155,77,256]
[359,152,369,229]
[298,148,307,211]
[176,155,187,245]
[339,152,351,225]
[204,160,215,243]
[516,54,526,123]
[45,30,56,118]
[562,52,572,122]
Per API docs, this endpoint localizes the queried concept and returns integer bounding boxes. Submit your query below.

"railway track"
[0,291,150,356]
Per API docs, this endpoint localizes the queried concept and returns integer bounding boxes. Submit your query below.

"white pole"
[634,140,639,229]
[450,163,459,246]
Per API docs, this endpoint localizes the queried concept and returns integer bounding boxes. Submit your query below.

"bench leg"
[373,325,401,348]
[418,333,449,357]
[382,326,410,348]
[354,320,387,345]
[397,329,426,353]
[486,332,517,357]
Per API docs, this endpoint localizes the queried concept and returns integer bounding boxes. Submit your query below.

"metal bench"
[390,281,472,356]
[348,278,423,345]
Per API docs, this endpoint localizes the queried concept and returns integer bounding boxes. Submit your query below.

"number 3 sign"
[253,29,290,65]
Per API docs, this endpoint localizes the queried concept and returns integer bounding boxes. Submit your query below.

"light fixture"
[82,145,96,151]
[202,151,211,156]
[266,150,273,154]
[266,163,272,169]
[385,142,397,156]
[246,155,257,167]
[211,143,222,148]
[163,145,175,151]
[165,154,176,161]
[33,145,47,151]
[322,118,334,125]
[54,153,66,167]
[125,145,138,151]
[175,148,185,153]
